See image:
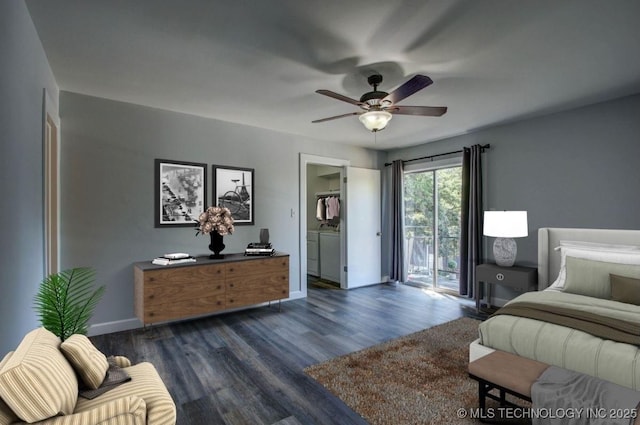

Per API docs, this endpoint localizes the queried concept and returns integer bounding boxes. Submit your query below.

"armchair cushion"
[75,362,176,425]
[14,397,147,425]
[60,334,109,390]
[0,398,17,425]
[109,356,131,368]
[0,353,19,425]
[0,328,78,423]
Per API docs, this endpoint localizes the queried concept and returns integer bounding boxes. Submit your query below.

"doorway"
[306,163,342,289]
[403,164,462,293]
[298,154,349,298]
[297,154,382,298]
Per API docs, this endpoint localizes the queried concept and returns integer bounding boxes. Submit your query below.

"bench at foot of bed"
[468,350,548,422]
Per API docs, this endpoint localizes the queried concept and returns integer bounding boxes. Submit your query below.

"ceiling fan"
[312,74,447,132]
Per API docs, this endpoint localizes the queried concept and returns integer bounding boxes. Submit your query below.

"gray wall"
[385,94,640,301]
[59,92,382,333]
[0,1,59,354]
[4,0,639,353]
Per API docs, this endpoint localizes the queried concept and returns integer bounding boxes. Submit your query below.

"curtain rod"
[384,143,490,167]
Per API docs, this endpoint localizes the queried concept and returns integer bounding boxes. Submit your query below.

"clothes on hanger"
[326,196,340,220]
[315,194,340,221]
[316,197,325,220]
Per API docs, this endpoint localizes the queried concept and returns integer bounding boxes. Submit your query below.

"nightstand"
[475,263,537,312]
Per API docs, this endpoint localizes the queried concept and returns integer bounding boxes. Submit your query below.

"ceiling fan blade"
[312,112,360,123]
[382,75,433,105]
[390,105,447,117]
[316,89,363,106]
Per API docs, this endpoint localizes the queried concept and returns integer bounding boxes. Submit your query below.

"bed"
[469,227,640,390]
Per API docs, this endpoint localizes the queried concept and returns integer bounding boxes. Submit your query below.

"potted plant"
[34,267,105,341]
[447,260,458,278]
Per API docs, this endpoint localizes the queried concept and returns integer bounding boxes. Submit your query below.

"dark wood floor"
[91,282,476,425]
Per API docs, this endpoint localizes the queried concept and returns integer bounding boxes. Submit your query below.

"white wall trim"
[288,290,306,300]
[42,88,60,276]
[88,318,141,336]
[88,295,305,335]
[43,88,60,127]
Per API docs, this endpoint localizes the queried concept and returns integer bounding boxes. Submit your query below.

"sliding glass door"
[404,165,462,292]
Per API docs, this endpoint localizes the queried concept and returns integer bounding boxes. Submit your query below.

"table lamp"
[483,211,528,267]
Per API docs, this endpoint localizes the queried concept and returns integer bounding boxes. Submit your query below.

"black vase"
[259,228,270,244]
[209,232,225,259]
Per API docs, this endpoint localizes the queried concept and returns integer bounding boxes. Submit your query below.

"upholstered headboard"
[537,227,640,290]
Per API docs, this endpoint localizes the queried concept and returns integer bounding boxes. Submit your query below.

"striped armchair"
[0,328,176,425]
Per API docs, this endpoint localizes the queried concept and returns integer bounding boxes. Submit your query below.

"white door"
[345,167,381,288]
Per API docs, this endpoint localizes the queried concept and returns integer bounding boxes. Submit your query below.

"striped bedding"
[479,290,640,390]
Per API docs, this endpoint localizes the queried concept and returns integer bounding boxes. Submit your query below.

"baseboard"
[88,318,141,336]
[288,290,306,300]
[88,294,304,336]
[488,296,509,308]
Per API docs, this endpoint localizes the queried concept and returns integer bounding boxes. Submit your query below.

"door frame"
[298,154,350,298]
[43,89,60,276]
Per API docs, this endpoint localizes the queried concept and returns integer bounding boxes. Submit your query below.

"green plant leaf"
[34,267,105,341]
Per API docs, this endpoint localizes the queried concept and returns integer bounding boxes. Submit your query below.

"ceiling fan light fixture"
[359,110,392,132]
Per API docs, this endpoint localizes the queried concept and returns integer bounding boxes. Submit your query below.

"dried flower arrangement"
[196,206,235,236]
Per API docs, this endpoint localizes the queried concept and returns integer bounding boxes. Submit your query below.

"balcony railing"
[404,226,460,291]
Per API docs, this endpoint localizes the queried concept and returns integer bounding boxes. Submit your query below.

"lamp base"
[493,237,517,267]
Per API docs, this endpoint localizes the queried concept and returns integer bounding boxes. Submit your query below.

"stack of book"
[244,243,275,256]
[151,253,197,266]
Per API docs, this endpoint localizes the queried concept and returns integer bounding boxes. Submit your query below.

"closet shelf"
[315,191,341,197]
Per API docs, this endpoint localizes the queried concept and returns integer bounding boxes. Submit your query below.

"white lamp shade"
[359,110,392,132]
[483,211,528,238]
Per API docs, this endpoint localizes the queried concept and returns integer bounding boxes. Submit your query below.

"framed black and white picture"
[155,159,207,227]
[213,165,254,225]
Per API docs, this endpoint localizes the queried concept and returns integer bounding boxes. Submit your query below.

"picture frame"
[155,159,207,227]
[213,165,254,225]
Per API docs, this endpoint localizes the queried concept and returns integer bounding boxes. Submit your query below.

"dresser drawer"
[144,264,225,285]
[476,264,537,292]
[225,257,288,278]
[143,295,225,323]
[144,280,225,307]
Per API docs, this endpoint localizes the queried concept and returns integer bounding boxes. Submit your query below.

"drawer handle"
[496,273,505,281]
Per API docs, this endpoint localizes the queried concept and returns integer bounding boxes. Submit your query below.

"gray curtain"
[459,145,483,296]
[389,160,405,282]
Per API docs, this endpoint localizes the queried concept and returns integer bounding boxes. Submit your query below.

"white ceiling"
[25,0,640,150]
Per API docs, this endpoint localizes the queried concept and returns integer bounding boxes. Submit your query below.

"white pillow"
[549,245,640,290]
[557,240,640,251]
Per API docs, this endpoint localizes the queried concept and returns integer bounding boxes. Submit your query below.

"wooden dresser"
[134,253,289,325]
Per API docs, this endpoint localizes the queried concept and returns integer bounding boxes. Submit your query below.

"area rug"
[305,317,523,425]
